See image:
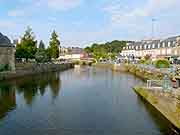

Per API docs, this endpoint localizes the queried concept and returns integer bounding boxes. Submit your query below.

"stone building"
[120,35,180,59]
[0,33,15,71]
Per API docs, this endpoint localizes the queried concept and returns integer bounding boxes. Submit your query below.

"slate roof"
[125,37,178,51]
[0,32,13,47]
[163,35,180,42]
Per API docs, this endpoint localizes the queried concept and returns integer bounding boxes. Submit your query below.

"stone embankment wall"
[95,63,162,80]
[0,63,74,81]
[95,63,127,72]
[134,87,180,131]
[124,64,164,81]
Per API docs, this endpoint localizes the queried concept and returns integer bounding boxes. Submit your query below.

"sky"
[0,0,180,47]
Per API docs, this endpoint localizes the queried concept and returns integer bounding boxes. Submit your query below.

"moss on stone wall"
[134,86,180,130]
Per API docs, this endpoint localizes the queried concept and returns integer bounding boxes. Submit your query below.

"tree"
[15,26,37,60]
[35,40,50,63]
[84,40,127,61]
[48,30,60,59]
[39,40,45,50]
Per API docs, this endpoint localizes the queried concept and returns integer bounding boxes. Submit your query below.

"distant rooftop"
[0,32,13,47]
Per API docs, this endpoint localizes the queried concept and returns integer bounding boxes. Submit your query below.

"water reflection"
[0,72,61,119]
[0,83,16,120]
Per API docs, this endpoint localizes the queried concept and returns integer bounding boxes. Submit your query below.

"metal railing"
[147,80,163,89]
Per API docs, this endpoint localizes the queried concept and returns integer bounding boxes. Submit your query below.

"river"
[0,66,176,135]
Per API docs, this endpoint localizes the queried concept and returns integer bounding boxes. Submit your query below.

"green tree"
[84,40,127,61]
[15,26,37,60]
[48,30,60,59]
[35,40,50,63]
[39,40,45,50]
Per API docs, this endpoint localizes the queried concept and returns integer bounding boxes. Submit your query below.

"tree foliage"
[39,40,45,50]
[15,27,37,60]
[155,59,170,68]
[48,30,60,59]
[35,40,50,63]
[84,40,127,60]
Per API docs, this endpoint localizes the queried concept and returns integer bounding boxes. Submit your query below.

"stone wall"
[0,47,15,71]
[0,63,74,81]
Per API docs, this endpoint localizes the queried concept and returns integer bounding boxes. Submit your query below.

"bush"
[82,61,86,65]
[74,61,80,65]
[139,58,146,64]
[139,58,151,65]
[154,59,170,68]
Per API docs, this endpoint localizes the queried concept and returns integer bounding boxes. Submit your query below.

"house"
[59,47,85,60]
[0,33,15,71]
[120,35,180,60]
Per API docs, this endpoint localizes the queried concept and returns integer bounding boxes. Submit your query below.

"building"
[0,33,15,71]
[59,47,86,60]
[120,35,180,59]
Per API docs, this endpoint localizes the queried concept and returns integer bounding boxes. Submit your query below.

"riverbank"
[95,63,180,132]
[0,63,74,81]
[95,63,163,80]
[134,86,180,131]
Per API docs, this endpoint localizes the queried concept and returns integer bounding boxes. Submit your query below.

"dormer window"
[144,45,146,49]
[148,44,151,49]
[168,42,171,47]
[163,42,165,48]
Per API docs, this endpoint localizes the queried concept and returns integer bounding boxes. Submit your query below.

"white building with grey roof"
[120,35,180,59]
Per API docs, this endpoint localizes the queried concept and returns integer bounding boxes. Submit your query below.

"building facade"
[0,33,15,71]
[59,47,85,60]
[120,35,180,59]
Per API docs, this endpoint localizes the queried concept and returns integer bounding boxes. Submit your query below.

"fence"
[147,80,163,89]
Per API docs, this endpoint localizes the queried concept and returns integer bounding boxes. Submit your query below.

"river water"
[0,67,176,135]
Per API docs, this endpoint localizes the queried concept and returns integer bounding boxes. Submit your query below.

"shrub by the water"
[82,61,86,65]
[155,59,170,68]
[74,61,80,65]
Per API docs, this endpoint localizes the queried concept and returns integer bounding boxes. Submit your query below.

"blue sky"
[0,0,180,47]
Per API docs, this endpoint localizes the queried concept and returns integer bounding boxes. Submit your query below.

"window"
[167,49,171,54]
[144,45,146,49]
[162,49,166,55]
[152,44,155,49]
[168,42,171,47]
[158,43,160,48]
[175,50,178,55]
[163,42,165,48]
[136,46,138,50]
[148,44,151,49]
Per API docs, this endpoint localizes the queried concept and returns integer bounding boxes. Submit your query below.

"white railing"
[147,80,163,89]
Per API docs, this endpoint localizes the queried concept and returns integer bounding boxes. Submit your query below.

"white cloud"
[47,0,82,10]
[8,9,25,17]
[0,20,16,28]
[34,0,83,11]
[104,0,180,24]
